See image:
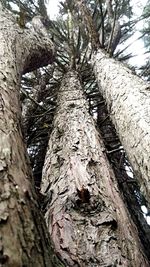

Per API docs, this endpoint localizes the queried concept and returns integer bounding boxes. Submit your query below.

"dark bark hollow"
[42,71,149,267]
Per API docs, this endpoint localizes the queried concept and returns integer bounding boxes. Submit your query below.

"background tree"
[41,67,149,265]
[72,0,150,210]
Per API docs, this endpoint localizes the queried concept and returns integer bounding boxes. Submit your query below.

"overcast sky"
[47,0,147,19]
[47,0,62,19]
[47,0,148,67]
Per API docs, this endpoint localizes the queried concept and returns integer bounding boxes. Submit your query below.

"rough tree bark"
[75,0,150,211]
[92,50,150,205]
[0,5,62,267]
[42,70,149,267]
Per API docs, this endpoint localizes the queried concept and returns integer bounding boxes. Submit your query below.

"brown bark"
[42,70,149,267]
[96,93,150,260]
[75,0,150,216]
[92,49,150,206]
[0,5,60,267]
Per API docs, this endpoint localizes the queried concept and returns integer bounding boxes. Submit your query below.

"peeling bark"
[0,5,58,267]
[92,49,150,205]
[42,71,149,267]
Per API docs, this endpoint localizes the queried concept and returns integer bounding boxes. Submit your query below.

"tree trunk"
[41,70,149,267]
[92,49,150,205]
[0,5,61,267]
[75,0,150,210]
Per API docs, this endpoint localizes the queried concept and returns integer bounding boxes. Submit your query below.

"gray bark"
[42,70,148,267]
[0,5,59,267]
[74,0,150,206]
[92,49,150,205]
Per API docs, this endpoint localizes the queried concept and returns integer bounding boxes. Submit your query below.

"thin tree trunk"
[42,70,149,267]
[92,49,150,204]
[0,5,61,266]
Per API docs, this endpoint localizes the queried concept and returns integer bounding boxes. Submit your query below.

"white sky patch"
[131,0,147,16]
[141,207,150,225]
[125,31,148,66]
[146,216,150,225]
[10,2,19,11]
[141,205,148,214]
[47,0,64,20]
[126,0,148,66]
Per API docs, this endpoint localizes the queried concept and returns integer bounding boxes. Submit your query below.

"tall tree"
[75,0,150,207]
[41,70,149,266]
[0,4,64,266]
